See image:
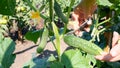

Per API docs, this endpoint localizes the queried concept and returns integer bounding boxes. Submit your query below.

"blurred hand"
[95,31,120,62]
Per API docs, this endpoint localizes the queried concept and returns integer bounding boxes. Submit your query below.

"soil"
[10,39,68,68]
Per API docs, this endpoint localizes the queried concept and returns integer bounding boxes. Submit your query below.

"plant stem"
[97,18,111,27]
[49,0,61,62]
[49,0,54,22]
[67,0,75,19]
[24,0,37,11]
[62,0,75,36]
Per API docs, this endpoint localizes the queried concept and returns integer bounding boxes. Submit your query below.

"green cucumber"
[37,27,49,53]
[64,35,103,55]
[54,0,68,23]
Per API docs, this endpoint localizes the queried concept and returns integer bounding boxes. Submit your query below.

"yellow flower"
[31,11,40,19]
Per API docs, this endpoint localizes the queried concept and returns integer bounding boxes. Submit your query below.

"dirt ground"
[10,40,68,68]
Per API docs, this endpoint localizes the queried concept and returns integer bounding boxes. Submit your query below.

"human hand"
[95,31,120,62]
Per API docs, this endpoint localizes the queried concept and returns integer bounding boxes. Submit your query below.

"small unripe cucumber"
[37,28,49,53]
[64,35,103,55]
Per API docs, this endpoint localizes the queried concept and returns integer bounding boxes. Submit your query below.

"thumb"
[110,43,120,57]
[112,31,119,47]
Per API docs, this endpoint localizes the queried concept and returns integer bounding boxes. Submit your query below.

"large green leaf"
[25,30,43,43]
[97,0,113,7]
[0,34,16,68]
[61,49,96,68]
[0,0,16,15]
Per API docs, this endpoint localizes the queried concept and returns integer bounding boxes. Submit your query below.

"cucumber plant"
[0,0,120,68]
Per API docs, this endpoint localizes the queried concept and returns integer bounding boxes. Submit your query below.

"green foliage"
[0,0,16,15]
[97,0,113,7]
[109,0,120,4]
[23,49,96,68]
[0,33,16,68]
[1,0,120,68]
[61,49,96,68]
[56,0,81,13]
[25,30,43,43]
[96,0,120,34]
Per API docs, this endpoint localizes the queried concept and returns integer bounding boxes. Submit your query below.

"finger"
[112,31,120,47]
[68,12,80,31]
[67,21,79,30]
[95,52,107,60]
[110,43,120,57]
[109,55,120,62]
[95,52,112,61]
[87,18,92,25]
[83,18,92,32]
[71,12,79,21]
[84,27,90,32]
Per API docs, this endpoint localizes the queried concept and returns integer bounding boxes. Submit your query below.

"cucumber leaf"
[0,0,16,15]
[61,49,96,68]
[0,34,16,68]
[25,30,43,43]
